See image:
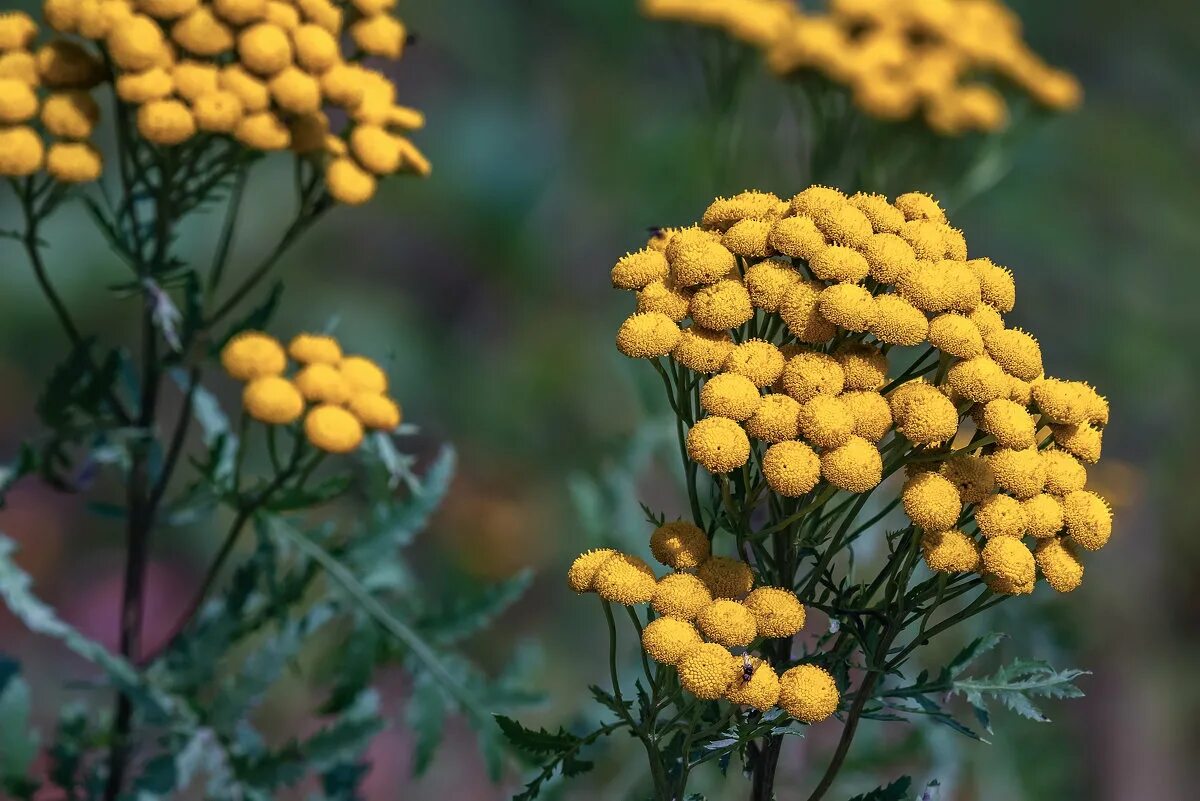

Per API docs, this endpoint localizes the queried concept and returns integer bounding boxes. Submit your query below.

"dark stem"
[802,666,884,801]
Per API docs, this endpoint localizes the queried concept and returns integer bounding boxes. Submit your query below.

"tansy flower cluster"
[640,0,1082,135]
[0,11,105,182]
[568,521,839,723]
[221,330,402,453]
[38,0,429,203]
[613,186,1112,595]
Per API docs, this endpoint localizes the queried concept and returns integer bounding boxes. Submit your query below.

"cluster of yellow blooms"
[612,186,1112,595]
[6,0,429,203]
[221,330,402,453]
[569,522,839,721]
[640,0,1082,135]
[0,11,106,182]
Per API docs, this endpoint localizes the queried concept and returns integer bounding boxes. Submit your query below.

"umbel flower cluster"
[612,186,1112,596]
[222,330,402,453]
[3,0,429,203]
[641,0,1082,135]
[570,527,839,722]
[0,12,106,181]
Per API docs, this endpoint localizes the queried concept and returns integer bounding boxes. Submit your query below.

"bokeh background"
[2,0,1198,799]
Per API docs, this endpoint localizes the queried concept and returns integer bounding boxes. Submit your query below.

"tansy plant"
[501,187,1105,801]
[640,0,1082,195]
[0,4,535,800]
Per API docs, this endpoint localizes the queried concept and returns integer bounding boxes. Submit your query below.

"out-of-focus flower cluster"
[641,0,1082,135]
[569,524,839,721]
[0,11,105,182]
[4,0,430,202]
[612,186,1112,595]
[221,330,402,453]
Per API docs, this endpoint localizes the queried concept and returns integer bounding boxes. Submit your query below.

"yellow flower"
[890,381,957,445]
[859,232,916,284]
[778,664,839,724]
[235,110,290,150]
[117,67,175,104]
[724,339,785,388]
[243,376,304,424]
[350,124,403,174]
[171,7,236,56]
[810,245,870,283]
[649,520,710,570]
[921,529,980,573]
[700,373,762,422]
[172,61,220,101]
[780,351,844,403]
[689,279,753,330]
[221,331,286,381]
[762,440,820,497]
[797,395,853,449]
[696,556,754,600]
[989,447,1046,500]
[820,435,882,493]
[0,78,37,124]
[0,12,37,51]
[974,493,1027,539]
[0,51,39,84]
[137,99,196,146]
[1031,378,1090,425]
[288,333,342,365]
[1034,538,1083,593]
[686,416,750,474]
[212,0,268,26]
[928,313,984,359]
[46,142,102,183]
[325,157,377,205]
[813,203,873,248]
[697,599,757,647]
[636,279,691,322]
[347,392,402,431]
[351,13,405,59]
[841,390,892,442]
[833,342,887,391]
[701,190,784,230]
[193,90,243,133]
[779,280,836,343]
[900,219,951,262]
[1051,422,1103,464]
[678,642,739,701]
[567,548,618,593]
[339,355,388,394]
[667,227,734,287]
[966,257,1015,312]
[744,587,805,638]
[238,22,293,75]
[0,126,43,176]
[1041,449,1087,496]
[721,218,773,258]
[870,294,928,346]
[818,283,877,332]
[295,0,343,33]
[978,398,1035,450]
[768,215,826,261]
[1062,490,1112,551]
[790,185,845,218]
[672,325,733,374]
[939,454,995,505]
[897,259,951,312]
[652,573,712,620]
[593,553,657,605]
[902,471,961,531]
[1023,493,1064,539]
[611,248,669,290]
[139,0,202,21]
[968,301,1005,338]
[268,66,321,115]
[985,328,1042,381]
[107,14,168,72]
[945,355,1008,404]
[849,191,904,234]
[745,394,801,444]
[616,311,682,359]
[292,23,339,72]
[320,63,367,108]
[293,362,351,404]
[725,656,781,711]
[44,0,82,33]
[304,403,364,453]
[641,617,702,666]
[893,191,945,223]
[219,64,270,112]
[981,535,1035,588]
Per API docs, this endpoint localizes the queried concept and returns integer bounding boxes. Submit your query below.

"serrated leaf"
[405,673,446,776]
[947,632,1006,678]
[494,715,580,756]
[424,569,532,647]
[846,775,912,801]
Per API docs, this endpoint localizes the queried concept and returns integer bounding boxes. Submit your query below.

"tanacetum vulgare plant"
[502,187,1106,801]
[0,5,535,799]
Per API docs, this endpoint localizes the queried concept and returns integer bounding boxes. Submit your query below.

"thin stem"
[206,167,248,297]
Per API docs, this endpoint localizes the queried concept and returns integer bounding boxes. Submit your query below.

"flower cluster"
[36,0,429,203]
[0,11,105,181]
[569,522,840,722]
[221,330,402,453]
[613,186,1112,595]
[640,0,1081,135]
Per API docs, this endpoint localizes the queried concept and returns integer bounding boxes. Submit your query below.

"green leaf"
[0,673,38,779]
[424,569,532,646]
[951,658,1089,726]
[494,715,580,756]
[405,673,446,776]
[947,632,1005,679]
[846,775,912,801]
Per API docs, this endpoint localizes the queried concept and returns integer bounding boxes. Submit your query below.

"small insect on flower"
[741,652,755,683]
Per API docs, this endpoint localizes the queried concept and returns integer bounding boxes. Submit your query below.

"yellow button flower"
[672,325,733,374]
[238,22,293,75]
[235,111,290,150]
[989,447,1046,500]
[690,279,754,331]
[567,548,618,594]
[1034,538,1083,593]
[696,556,754,600]
[221,331,286,381]
[939,454,995,504]
[616,311,681,359]
[744,587,806,638]
[193,90,243,133]
[700,373,762,422]
[294,362,351,404]
[46,142,102,183]
[649,520,710,570]
[651,573,712,620]
[975,493,1027,539]
[762,440,820,498]
[768,215,826,261]
[351,13,405,59]
[981,535,1035,588]
[870,294,928,346]
[243,376,304,425]
[171,7,236,56]
[1062,490,1112,551]
[841,390,892,443]
[697,599,757,647]
[0,126,44,176]
[902,471,961,531]
[797,395,854,449]
[611,248,670,291]
[779,664,839,724]
[686,416,750,474]
[304,403,364,453]
[724,339,785,388]
[745,393,801,444]
[593,552,657,606]
[678,642,739,701]
[641,617,702,666]
[666,227,735,287]
[325,157,377,205]
[725,656,780,711]
[137,99,196,146]
[0,78,37,124]
[921,529,980,573]
[820,435,882,493]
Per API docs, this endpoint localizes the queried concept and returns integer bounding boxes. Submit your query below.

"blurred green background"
[1,0,1197,799]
